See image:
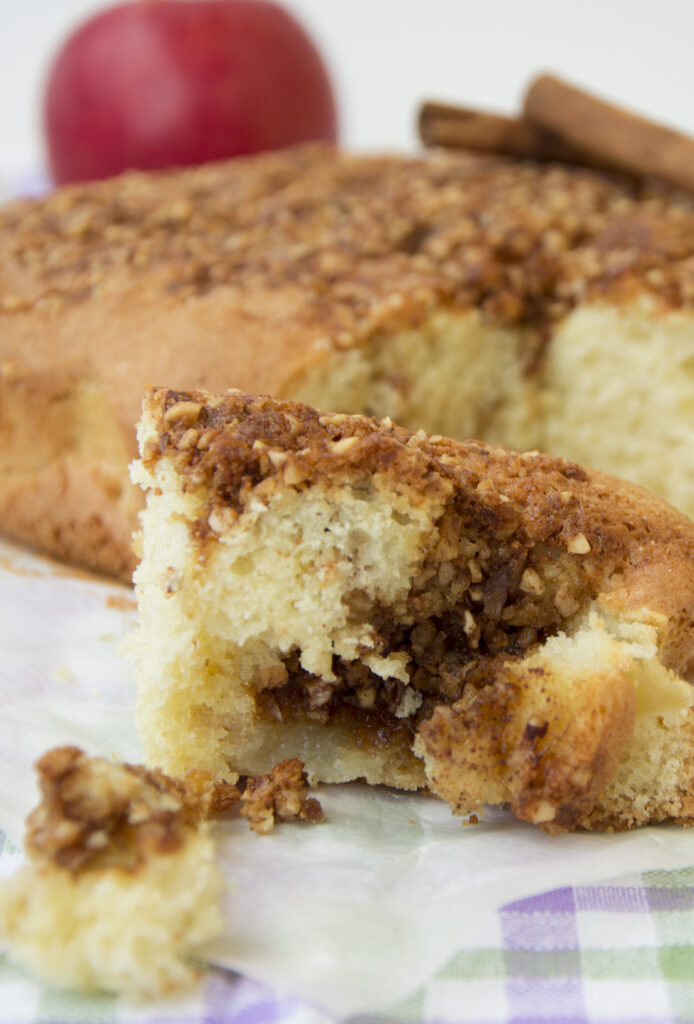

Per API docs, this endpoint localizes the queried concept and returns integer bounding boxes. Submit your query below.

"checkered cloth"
[4,858,694,1023]
[392,867,694,1024]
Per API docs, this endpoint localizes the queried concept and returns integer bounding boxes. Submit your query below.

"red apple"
[43,0,338,184]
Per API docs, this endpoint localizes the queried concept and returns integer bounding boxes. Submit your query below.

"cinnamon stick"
[419,77,694,195]
[417,100,635,177]
[418,102,581,163]
[523,74,694,193]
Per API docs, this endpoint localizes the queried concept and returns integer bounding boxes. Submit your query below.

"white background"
[2,0,694,189]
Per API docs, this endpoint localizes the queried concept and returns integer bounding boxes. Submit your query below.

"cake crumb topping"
[5,144,694,347]
[26,746,239,874]
[241,758,324,835]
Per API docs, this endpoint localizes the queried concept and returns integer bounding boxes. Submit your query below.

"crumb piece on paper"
[241,758,324,835]
[24,745,237,872]
[0,744,320,997]
[0,747,224,996]
[182,767,241,818]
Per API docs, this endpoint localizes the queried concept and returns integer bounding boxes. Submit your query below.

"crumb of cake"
[181,767,242,818]
[0,747,226,996]
[241,758,324,835]
[26,744,238,873]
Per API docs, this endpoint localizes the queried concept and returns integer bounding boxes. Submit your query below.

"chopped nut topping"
[4,142,694,347]
[267,449,289,468]
[329,436,360,454]
[467,558,483,583]
[462,610,480,649]
[567,532,591,554]
[553,585,581,618]
[437,561,456,586]
[355,683,377,708]
[520,568,545,595]
[241,758,324,835]
[164,401,203,424]
[196,429,216,450]
[318,414,349,427]
[179,428,198,449]
[283,461,307,486]
[284,414,303,436]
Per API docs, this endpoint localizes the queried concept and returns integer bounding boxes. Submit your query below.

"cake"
[128,387,694,833]
[0,747,226,995]
[4,144,694,577]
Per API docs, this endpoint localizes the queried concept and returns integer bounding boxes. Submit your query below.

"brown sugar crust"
[27,746,239,874]
[4,145,694,575]
[145,385,694,681]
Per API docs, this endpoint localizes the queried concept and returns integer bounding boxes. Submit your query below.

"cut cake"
[129,387,694,833]
[4,145,694,576]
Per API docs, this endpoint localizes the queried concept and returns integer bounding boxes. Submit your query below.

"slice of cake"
[0,747,225,996]
[128,387,694,833]
[5,145,694,578]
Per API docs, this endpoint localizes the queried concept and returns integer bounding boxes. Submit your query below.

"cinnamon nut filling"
[256,505,596,741]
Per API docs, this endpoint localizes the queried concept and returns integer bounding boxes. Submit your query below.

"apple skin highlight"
[43,0,338,184]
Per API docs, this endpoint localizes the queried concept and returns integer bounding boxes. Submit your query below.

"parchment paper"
[2,537,694,1017]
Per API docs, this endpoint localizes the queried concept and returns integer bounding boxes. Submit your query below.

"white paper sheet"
[2,537,694,1017]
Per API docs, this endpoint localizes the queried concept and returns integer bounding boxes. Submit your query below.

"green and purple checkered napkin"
[3,854,694,1024]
